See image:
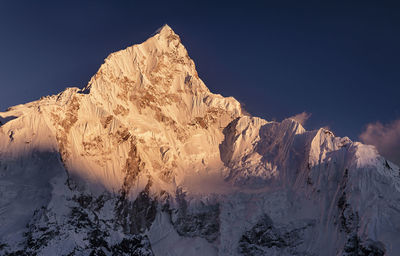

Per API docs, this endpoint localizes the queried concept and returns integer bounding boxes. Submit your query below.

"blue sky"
[0,0,399,143]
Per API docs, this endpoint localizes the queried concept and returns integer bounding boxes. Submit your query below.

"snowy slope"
[0,25,399,256]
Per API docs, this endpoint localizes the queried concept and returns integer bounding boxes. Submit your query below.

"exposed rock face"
[0,25,399,255]
[170,187,220,242]
[238,215,315,256]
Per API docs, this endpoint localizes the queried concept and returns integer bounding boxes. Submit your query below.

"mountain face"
[0,25,399,256]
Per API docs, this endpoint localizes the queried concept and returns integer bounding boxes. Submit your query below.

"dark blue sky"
[0,0,399,140]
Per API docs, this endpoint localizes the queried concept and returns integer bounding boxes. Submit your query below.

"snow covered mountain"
[0,25,399,256]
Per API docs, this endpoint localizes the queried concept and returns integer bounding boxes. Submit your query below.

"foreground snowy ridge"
[0,25,399,256]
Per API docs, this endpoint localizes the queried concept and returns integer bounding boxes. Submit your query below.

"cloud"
[288,112,311,125]
[359,119,400,166]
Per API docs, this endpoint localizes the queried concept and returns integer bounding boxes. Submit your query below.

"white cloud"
[288,112,311,125]
[359,119,400,166]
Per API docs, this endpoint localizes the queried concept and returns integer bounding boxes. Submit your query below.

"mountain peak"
[154,24,175,36]
[149,24,180,46]
[85,24,207,100]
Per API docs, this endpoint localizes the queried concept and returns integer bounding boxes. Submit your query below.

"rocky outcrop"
[238,215,315,256]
